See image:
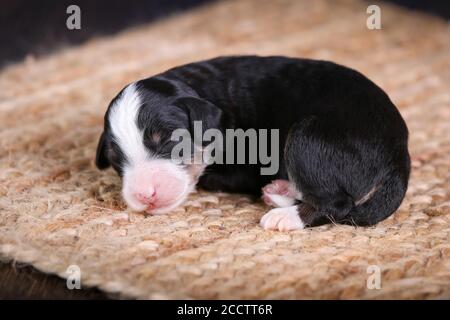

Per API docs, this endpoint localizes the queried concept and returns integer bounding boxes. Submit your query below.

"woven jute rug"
[0,0,449,299]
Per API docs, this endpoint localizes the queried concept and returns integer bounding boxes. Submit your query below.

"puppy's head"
[96,79,222,214]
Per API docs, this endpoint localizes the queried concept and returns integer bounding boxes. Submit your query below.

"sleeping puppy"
[96,55,410,231]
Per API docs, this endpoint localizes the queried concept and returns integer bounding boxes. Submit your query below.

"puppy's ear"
[175,97,223,134]
[95,131,111,169]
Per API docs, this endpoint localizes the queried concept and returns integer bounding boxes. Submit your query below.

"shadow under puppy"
[96,55,410,231]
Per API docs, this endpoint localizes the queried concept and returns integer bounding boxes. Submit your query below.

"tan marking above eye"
[151,132,161,144]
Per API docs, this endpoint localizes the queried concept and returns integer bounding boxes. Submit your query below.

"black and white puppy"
[96,55,410,231]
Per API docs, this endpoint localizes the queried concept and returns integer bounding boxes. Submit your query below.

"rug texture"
[0,0,449,299]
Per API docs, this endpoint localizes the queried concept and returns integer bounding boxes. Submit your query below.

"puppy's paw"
[260,206,304,231]
[262,180,296,207]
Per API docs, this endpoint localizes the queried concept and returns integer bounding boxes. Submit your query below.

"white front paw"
[260,206,304,231]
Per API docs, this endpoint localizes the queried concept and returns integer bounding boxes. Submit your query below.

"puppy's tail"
[343,169,409,226]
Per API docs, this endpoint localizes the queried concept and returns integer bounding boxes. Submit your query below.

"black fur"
[96,55,410,227]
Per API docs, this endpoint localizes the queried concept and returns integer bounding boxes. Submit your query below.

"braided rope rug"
[0,0,449,299]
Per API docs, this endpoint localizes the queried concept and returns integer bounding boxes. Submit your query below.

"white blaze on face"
[109,84,149,163]
[108,83,196,214]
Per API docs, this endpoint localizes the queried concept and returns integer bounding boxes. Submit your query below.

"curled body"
[96,56,410,231]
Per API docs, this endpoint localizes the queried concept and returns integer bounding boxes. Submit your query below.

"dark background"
[0,0,449,68]
[0,0,212,68]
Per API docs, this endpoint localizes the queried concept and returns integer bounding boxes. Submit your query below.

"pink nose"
[135,190,156,206]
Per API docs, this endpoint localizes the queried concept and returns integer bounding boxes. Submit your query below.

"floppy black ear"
[175,97,223,135]
[95,131,111,169]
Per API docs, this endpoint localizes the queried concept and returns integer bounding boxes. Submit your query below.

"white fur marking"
[293,190,303,201]
[266,194,296,207]
[260,206,304,231]
[109,83,149,166]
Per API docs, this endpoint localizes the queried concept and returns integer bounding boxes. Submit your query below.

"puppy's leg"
[260,205,303,231]
[260,203,332,231]
[197,164,262,194]
[260,117,356,231]
[263,116,409,231]
[261,179,299,207]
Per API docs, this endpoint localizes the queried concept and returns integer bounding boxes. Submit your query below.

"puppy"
[96,55,410,231]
